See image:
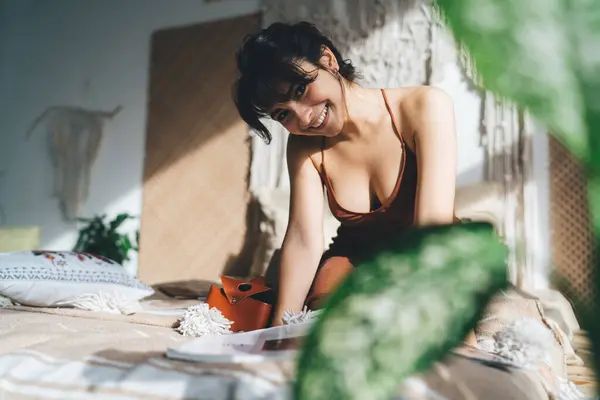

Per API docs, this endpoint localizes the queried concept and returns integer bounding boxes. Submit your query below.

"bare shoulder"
[381,86,454,145]
[286,134,322,171]
[400,86,454,123]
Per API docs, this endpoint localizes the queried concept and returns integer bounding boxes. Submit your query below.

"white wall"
[434,63,486,187]
[0,0,261,275]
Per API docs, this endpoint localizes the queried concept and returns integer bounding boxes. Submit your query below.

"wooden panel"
[139,14,261,285]
[549,136,596,306]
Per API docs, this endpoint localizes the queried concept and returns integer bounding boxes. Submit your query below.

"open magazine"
[166,323,312,363]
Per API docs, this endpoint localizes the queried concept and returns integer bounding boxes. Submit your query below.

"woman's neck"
[339,84,388,140]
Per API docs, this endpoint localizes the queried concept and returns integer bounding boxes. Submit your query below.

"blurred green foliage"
[73,213,139,265]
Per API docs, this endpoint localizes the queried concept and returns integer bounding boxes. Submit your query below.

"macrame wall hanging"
[26,105,122,221]
[251,0,538,289]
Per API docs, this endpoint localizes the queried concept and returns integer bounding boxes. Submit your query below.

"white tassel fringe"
[282,306,322,325]
[0,294,15,308]
[478,318,586,400]
[481,318,555,368]
[177,304,233,337]
[56,292,143,315]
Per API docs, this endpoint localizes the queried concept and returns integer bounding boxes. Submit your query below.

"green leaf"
[571,0,600,172]
[436,0,600,387]
[72,212,139,266]
[134,230,140,251]
[295,222,508,400]
[436,0,588,161]
[109,213,133,232]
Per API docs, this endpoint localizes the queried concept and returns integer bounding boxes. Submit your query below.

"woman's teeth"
[312,105,328,129]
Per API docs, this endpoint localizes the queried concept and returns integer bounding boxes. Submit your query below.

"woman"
[234,22,458,326]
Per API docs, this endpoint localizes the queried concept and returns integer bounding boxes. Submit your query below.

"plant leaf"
[71,213,138,266]
[436,0,600,387]
[436,0,588,161]
[134,230,140,251]
[109,213,131,232]
[571,0,600,171]
[295,222,508,400]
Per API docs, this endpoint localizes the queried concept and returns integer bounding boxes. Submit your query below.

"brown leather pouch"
[206,276,275,332]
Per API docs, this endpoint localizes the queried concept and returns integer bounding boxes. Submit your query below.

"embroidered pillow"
[0,251,153,308]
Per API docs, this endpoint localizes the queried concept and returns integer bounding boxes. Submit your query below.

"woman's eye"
[295,84,306,97]
[276,110,289,122]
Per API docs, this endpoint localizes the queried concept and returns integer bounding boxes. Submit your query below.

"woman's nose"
[292,104,313,129]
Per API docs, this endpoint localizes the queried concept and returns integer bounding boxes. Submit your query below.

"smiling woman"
[233,22,459,327]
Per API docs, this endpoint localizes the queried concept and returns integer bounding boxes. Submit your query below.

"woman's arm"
[410,87,458,226]
[409,88,477,347]
[271,136,325,326]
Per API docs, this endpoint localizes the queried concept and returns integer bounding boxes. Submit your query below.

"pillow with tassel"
[0,251,153,313]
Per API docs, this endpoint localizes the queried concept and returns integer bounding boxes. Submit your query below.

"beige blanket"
[0,304,292,400]
[0,302,554,400]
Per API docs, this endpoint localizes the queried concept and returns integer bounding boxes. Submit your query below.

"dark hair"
[233,22,359,143]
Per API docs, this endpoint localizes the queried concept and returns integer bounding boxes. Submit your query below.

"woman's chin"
[322,125,342,137]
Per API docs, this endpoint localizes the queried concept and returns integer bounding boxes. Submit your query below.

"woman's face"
[269,56,346,137]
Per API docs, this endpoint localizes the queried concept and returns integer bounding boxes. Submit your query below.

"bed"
[0,288,594,400]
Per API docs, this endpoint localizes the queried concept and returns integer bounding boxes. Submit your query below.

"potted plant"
[73,213,139,265]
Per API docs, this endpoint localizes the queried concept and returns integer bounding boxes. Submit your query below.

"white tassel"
[478,318,554,368]
[0,294,14,308]
[477,318,586,400]
[176,304,233,337]
[57,292,142,315]
[558,377,586,400]
[282,306,322,325]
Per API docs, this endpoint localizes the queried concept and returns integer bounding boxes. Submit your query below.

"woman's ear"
[319,46,339,71]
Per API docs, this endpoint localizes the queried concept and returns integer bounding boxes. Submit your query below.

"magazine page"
[166,323,313,363]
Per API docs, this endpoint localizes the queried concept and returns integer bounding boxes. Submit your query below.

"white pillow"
[0,251,154,308]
